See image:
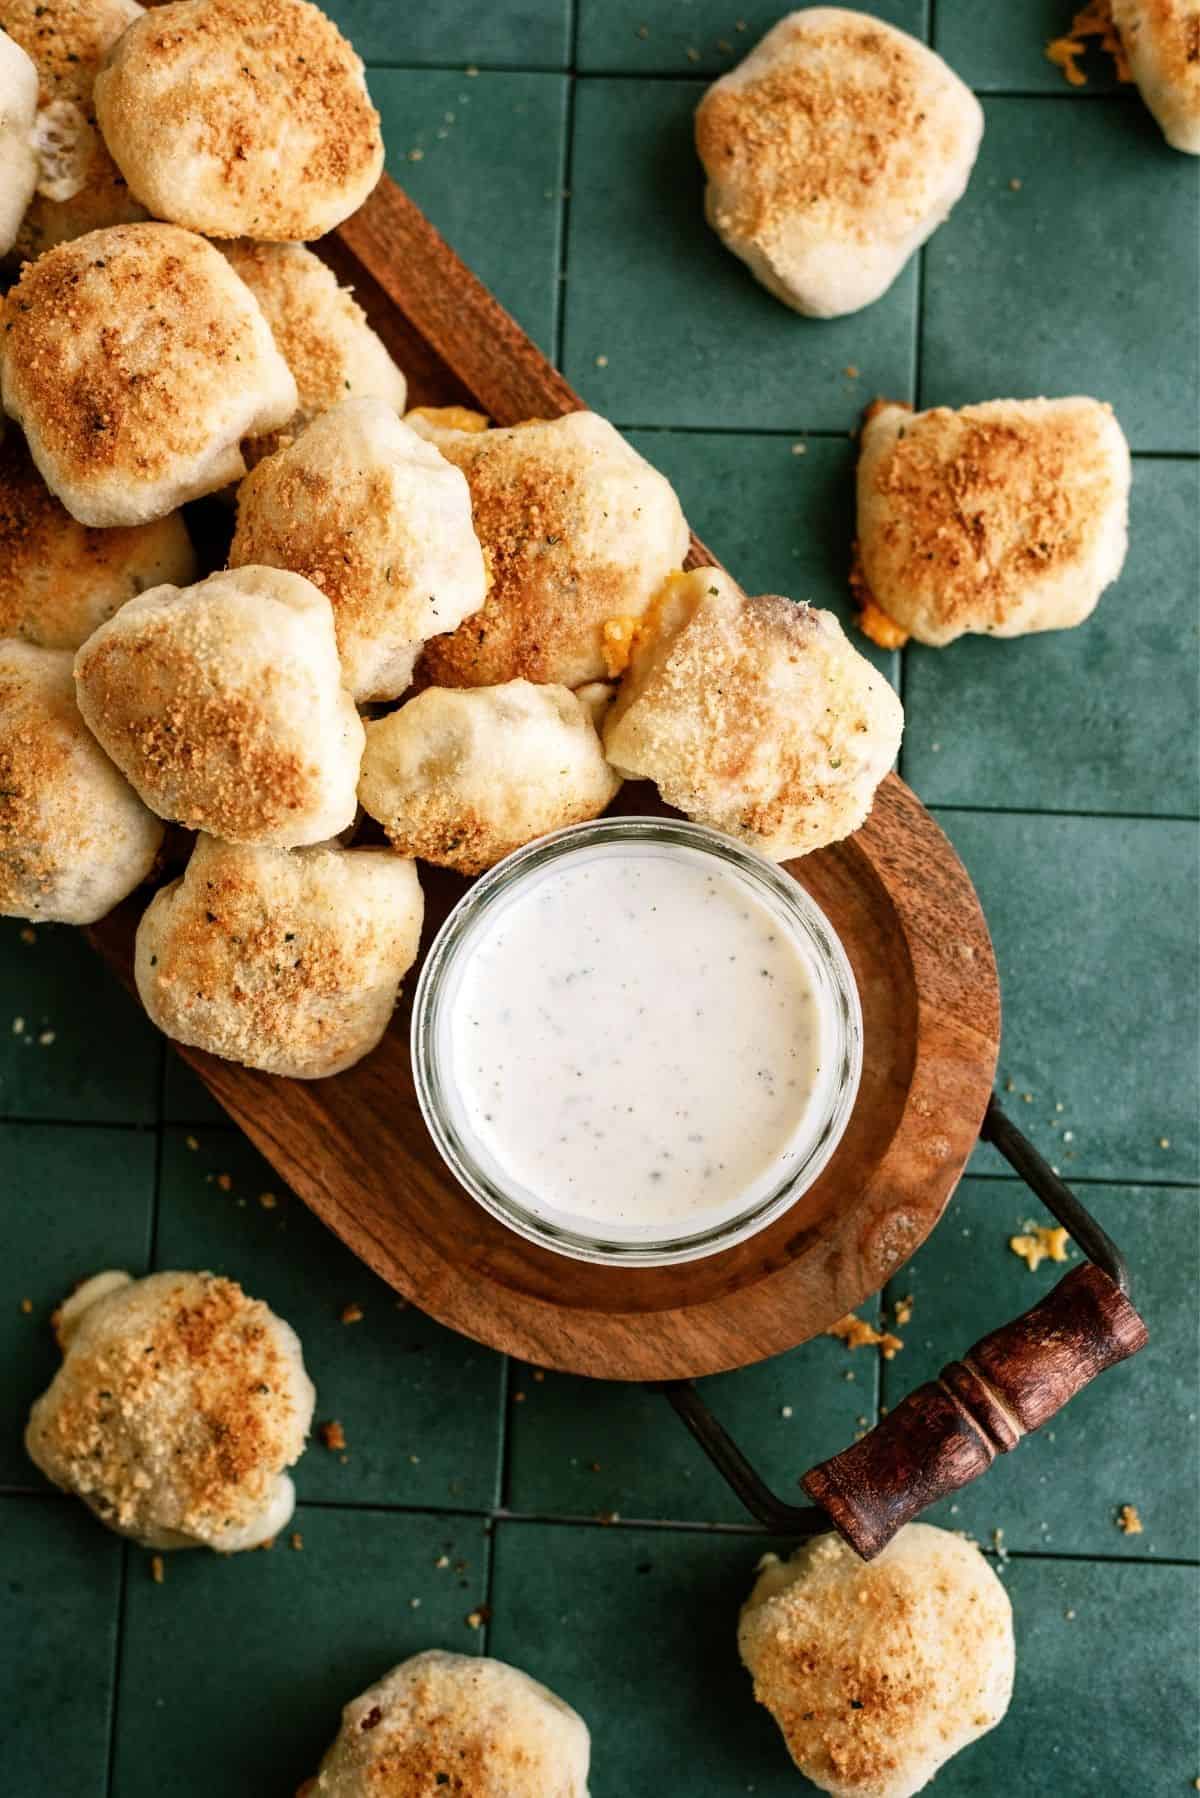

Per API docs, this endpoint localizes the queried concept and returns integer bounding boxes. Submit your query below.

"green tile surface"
[920,97,1200,453]
[110,1509,492,1798]
[375,70,568,354]
[562,78,919,430]
[577,1,927,74]
[936,811,1199,1183]
[934,0,1124,92]
[0,1124,154,1489]
[3,7,1199,1795]
[903,458,1200,816]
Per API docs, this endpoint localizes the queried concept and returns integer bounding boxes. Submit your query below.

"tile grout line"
[103,1540,130,1798]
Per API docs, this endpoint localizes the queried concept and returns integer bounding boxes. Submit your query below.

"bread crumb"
[893,1294,914,1326]
[1009,1224,1071,1272]
[465,1608,490,1629]
[1009,177,1023,191]
[150,1555,165,1584]
[340,1303,364,1325]
[407,147,424,162]
[19,1297,32,1315]
[843,365,860,379]
[532,1369,545,1382]
[513,1390,526,1403]
[594,353,609,368]
[434,1553,450,1569]
[780,1404,793,1418]
[319,1420,347,1452]
[686,46,700,62]
[1117,1503,1144,1535]
[1159,1137,1171,1150]
[216,1173,233,1192]
[635,24,649,39]
[37,1030,56,1046]
[19,927,35,945]
[827,1312,903,1358]
[11,1017,24,1035]
[185,1135,199,1150]
[290,1532,303,1551]
[258,1191,278,1209]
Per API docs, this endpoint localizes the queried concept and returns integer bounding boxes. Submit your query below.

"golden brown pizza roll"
[305,1652,591,1798]
[0,433,195,650]
[1,222,298,527]
[408,410,690,690]
[93,0,384,240]
[0,28,37,255]
[74,565,363,845]
[134,834,424,1077]
[26,1269,314,1551]
[603,569,902,860]
[695,9,983,317]
[738,1525,1014,1798]
[358,681,621,875]
[1112,0,1200,153]
[230,399,486,703]
[0,640,163,924]
[856,397,1131,645]
[216,241,408,466]
[0,0,147,262]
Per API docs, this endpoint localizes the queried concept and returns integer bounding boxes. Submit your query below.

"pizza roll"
[93,0,383,240]
[1112,0,1200,153]
[856,397,1131,645]
[408,410,690,690]
[1,223,298,527]
[739,1525,1014,1797]
[0,641,163,924]
[0,434,195,650]
[0,0,147,262]
[304,1652,590,1798]
[358,681,621,875]
[26,1269,314,1552]
[74,566,363,845]
[216,242,407,466]
[134,834,423,1077]
[603,569,902,860]
[0,28,37,255]
[695,9,983,317]
[231,400,486,703]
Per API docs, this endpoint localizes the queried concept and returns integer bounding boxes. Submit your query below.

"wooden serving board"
[91,177,1001,1383]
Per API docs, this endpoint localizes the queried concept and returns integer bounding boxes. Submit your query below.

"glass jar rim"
[411,816,863,1267]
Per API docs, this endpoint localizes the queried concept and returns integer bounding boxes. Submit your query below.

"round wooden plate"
[95,774,1000,1381]
[89,179,1001,1383]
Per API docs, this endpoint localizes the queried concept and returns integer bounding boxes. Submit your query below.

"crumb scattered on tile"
[216,1172,232,1192]
[1009,177,1023,191]
[19,926,35,945]
[780,1404,793,1419]
[466,1606,492,1630]
[319,1420,347,1452]
[150,1554,165,1584]
[843,364,859,378]
[37,1030,55,1046]
[258,1190,278,1209]
[185,1134,199,1150]
[595,353,609,367]
[20,1297,32,1314]
[893,1294,914,1326]
[290,1532,303,1551]
[1009,1224,1071,1272]
[11,1017,24,1035]
[340,1302,364,1325]
[1117,1503,1144,1536]
[827,1312,903,1358]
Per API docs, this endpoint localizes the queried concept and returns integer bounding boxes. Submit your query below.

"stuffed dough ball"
[216,242,407,466]
[0,27,37,256]
[1113,0,1200,153]
[695,9,982,318]
[359,681,621,875]
[27,1269,314,1552]
[303,1651,590,1798]
[93,0,384,240]
[739,1525,1014,1797]
[603,569,902,860]
[0,0,147,261]
[0,641,163,924]
[231,400,485,703]
[409,410,690,690]
[856,397,1131,646]
[1,223,297,527]
[0,433,195,651]
[74,566,363,846]
[135,835,424,1078]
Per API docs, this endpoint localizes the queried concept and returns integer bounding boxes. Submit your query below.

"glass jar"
[411,816,863,1267]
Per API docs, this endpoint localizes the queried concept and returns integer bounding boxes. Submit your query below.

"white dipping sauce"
[443,843,835,1236]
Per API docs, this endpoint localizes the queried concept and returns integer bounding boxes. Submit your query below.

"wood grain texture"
[89,175,1002,1382]
[802,1264,1149,1557]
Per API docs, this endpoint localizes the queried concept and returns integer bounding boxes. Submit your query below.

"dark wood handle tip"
[802,1264,1148,1560]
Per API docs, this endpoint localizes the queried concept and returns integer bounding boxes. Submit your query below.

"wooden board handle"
[801,1262,1148,1559]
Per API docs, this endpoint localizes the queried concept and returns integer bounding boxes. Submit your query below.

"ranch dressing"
[442,841,837,1237]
